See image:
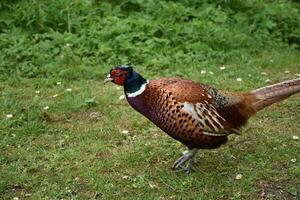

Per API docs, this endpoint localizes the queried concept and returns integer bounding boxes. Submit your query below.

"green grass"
[1,0,300,199]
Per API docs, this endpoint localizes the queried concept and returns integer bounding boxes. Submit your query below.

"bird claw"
[172,148,198,174]
[172,154,191,170]
[173,160,195,174]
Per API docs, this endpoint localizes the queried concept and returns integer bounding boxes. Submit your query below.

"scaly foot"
[172,148,198,174]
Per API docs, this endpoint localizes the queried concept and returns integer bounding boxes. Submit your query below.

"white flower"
[265,79,271,83]
[13,197,19,200]
[66,43,71,47]
[116,86,121,90]
[209,71,214,75]
[236,78,242,82]
[122,175,129,179]
[292,135,299,140]
[200,70,206,74]
[6,114,13,118]
[35,90,40,94]
[122,130,129,134]
[284,70,290,74]
[291,158,297,163]
[118,95,125,100]
[235,174,243,180]
[53,94,58,98]
[261,72,267,75]
[66,88,72,92]
[56,82,62,85]
[43,106,49,110]
[296,74,300,77]
[219,66,226,70]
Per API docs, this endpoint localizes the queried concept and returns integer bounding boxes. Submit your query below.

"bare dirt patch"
[258,180,298,200]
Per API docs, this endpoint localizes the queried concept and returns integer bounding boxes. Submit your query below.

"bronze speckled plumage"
[133,78,237,149]
[105,65,300,173]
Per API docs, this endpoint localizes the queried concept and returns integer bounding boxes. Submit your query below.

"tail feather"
[250,78,300,111]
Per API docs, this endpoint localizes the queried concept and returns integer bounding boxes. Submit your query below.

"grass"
[1,0,300,199]
[1,51,299,199]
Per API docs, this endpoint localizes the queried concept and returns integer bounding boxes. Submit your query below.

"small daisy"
[35,90,40,94]
[56,82,62,85]
[261,72,267,76]
[122,175,129,179]
[209,71,214,75]
[6,114,13,119]
[235,174,243,180]
[236,78,242,82]
[292,135,299,140]
[200,70,206,74]
[265,79,270,83]
[291,158,297,163]
[43,106,49,110]
[52,94,58,98]
[122,130,129,134]
[219,66,226,70]
[66,88,72,92]
[118,95,125,100]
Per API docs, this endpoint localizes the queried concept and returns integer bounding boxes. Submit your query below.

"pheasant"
[105,64,300,173]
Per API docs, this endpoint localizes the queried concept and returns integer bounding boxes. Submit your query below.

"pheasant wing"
[155,78,241,135]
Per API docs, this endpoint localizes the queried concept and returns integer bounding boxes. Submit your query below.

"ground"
[0,1,300,199]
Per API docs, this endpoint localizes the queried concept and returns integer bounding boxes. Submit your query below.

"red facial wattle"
[109,69,127,85]
[110,69,117,77]
[114,76,126,85]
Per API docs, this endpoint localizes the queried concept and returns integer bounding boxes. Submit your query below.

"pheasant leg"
[172,148,198,173]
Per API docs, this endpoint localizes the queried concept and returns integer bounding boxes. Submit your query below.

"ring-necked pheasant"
[105,64,300,173]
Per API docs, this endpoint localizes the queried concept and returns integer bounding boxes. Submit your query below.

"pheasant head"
[105,64,148,97]
[104,64,134,85]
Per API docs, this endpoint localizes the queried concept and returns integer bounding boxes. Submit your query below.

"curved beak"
[104,74,113,84]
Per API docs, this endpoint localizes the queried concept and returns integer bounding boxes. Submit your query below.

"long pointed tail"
[250,78,300,111]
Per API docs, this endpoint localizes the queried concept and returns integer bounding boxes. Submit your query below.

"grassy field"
[1,0,300,199]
